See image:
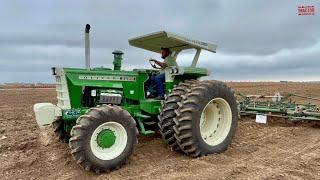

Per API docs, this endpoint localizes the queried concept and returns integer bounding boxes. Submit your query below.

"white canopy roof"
[128,31,217,53]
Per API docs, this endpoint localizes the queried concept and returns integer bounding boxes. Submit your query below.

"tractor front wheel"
[52,118,70,143]
[69,105,138,173]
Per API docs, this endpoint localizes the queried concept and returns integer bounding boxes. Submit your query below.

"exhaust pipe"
[85,24,91,70]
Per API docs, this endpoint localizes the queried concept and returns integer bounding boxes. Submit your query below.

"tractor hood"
[128,31,217,53]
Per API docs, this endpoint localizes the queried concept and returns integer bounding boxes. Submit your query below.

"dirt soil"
[1,82,320,180]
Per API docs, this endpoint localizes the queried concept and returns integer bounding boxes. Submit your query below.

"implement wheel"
[69,105,138,173]
[173,80,238,157]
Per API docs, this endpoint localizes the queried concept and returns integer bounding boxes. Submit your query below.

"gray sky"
[0,0,319,83]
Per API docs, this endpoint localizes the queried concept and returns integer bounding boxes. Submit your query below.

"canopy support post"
[191,48,201,67]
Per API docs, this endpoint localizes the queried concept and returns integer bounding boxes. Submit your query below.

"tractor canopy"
[128,31,217,53]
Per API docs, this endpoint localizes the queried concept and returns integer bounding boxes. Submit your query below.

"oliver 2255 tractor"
[34,24,238,173]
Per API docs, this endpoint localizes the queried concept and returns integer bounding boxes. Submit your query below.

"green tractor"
[33,24,238,173]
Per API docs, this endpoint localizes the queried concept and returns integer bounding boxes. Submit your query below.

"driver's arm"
[150,59,168,69]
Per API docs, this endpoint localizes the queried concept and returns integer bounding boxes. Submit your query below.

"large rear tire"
[158,80,195,151]
[69,105,138,173]
[173,80,238,157]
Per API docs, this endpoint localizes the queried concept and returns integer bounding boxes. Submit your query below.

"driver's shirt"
[164,56,177,67]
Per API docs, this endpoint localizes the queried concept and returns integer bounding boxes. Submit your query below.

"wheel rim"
[90,122,127,160]
[200,98,232,146]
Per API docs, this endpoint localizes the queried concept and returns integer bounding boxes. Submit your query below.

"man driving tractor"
[149,47,177,100]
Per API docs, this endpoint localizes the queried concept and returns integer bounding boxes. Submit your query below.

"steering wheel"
[149,59,162,69]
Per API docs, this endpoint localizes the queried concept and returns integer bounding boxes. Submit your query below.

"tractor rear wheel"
[173,80,238,157]
[69,105,138,173]
[158,80,195,151]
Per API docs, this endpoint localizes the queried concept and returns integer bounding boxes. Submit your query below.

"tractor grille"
[55,68,71,109]
[99,93,122,104]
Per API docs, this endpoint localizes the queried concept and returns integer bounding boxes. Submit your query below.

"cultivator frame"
[238,92,320,121]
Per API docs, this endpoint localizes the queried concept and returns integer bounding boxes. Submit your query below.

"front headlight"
[170,67,179,74]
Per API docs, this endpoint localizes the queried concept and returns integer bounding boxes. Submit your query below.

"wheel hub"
[97,129,116,148]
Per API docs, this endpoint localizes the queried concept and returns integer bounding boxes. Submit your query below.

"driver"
[149,47,177,100]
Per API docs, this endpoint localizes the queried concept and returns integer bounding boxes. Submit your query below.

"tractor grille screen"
[54,69,71,109]
[99,93,122,104]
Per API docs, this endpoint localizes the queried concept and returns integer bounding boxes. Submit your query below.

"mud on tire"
[69,105,138,173]
[173,80,238,157]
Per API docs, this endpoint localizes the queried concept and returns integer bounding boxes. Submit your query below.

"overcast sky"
[0,0,319,83]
